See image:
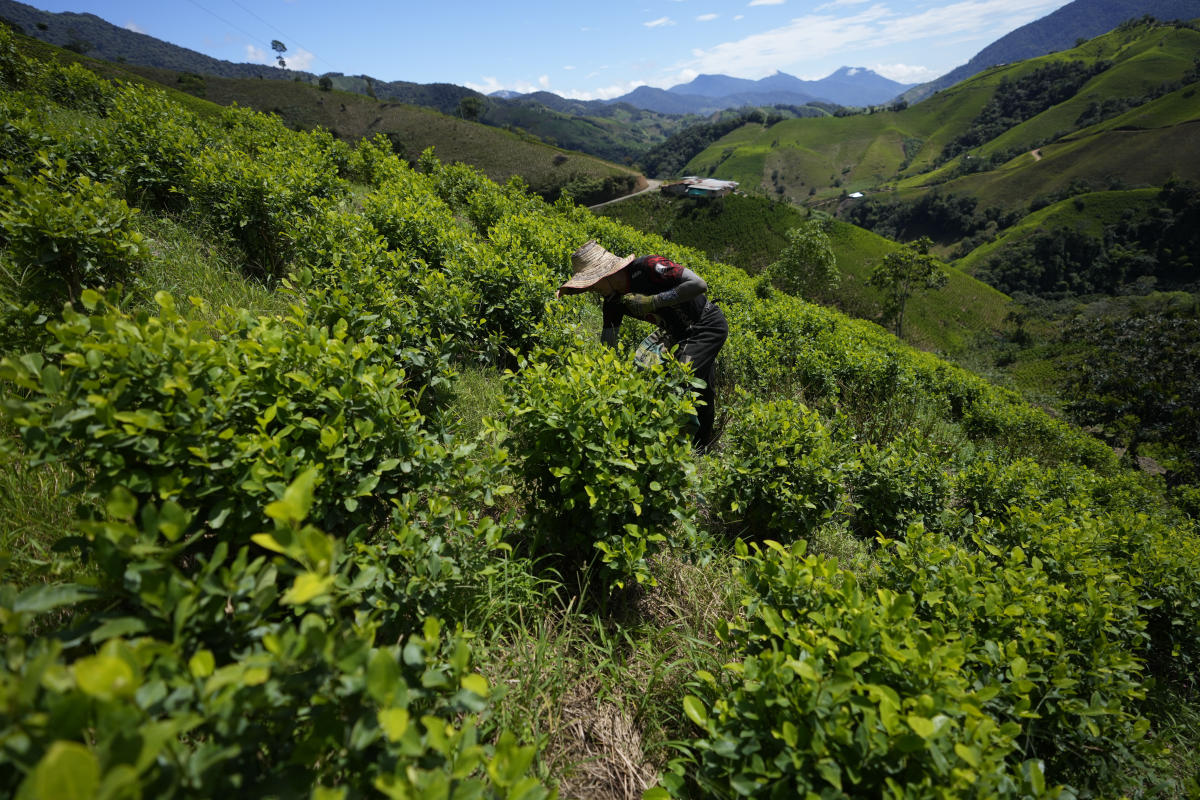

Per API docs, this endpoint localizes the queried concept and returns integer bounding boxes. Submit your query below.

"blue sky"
[31,0,1073,97]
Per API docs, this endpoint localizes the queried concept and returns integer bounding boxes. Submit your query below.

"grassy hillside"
[4,24,1200,800]
[683,20,1200,218]
[112,64,645,203]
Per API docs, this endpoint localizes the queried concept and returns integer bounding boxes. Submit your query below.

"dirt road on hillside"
[587,179,663,210]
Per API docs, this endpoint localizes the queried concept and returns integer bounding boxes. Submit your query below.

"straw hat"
[558,240,636,295]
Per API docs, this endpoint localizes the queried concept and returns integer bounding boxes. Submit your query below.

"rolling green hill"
[683,20,1200,217]
[112,63,645,203]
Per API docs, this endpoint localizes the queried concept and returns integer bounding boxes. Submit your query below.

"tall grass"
[133,214,290,322]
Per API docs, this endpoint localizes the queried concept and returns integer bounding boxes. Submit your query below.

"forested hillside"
[2,24,1200,800]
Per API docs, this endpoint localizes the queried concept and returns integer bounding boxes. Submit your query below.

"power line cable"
[223,0,339,72]
[180,0,337,73]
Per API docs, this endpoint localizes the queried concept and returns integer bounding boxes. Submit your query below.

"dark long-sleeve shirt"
[601,255,709,345]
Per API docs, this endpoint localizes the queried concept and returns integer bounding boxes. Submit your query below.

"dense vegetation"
[976,178,1200,296]
[844,191,1021,252]
[2,24,1200,800]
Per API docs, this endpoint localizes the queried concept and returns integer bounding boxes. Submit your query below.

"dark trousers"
[676,302,728,449]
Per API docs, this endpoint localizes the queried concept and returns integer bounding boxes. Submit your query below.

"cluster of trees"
[842,190,1020,247]
[1062,309,1200,485]
[978,179,1200,297]
[940,60,1109,162]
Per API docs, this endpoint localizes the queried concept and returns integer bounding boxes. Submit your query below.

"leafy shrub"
[0,161,146,305]
[361,179,461,267]
[0,24,37,92]
[503,346,699,589]
[666,539,1050,798]
[0,108,126,186]
[705,396,848,539]
[40,61,115,115]
[849,437,949,537]
[185,137,346,278]
[876,523,1150,787]
[961,395,1116,471]
[0,290,469,544]
[0,475,545,799]
[107,85,204,209]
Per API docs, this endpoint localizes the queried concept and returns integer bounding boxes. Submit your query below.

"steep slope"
[903,0,1200,102]
[47,56,645,205]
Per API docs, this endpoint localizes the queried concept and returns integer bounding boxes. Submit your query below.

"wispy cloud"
[677,0,1065,79]
[697,13,718,21]
[748,0,786,6]
[246,44,268,63]
[644,17,676,27]
[124,20,145,34]
[816,0,870,8]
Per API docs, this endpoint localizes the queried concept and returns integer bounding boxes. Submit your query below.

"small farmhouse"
[662,177,739,198]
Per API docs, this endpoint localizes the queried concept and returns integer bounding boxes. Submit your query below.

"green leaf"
[74,654,136,700]
[105,486,137,521]
[954,743,981,768]
[189,650,216,679]
[817,759,842,791]
[281,572,333,605]
[30,741,99,800]
[14,583,99,614]
[88,616,147,644]
[378,707,410,742]
[907,714,936,740]
[265,467,320,524]
[461,673,489,698]
[682,695,708,727]
[367,650,400,704]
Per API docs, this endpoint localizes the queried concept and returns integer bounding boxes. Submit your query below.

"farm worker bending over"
[556,239,728,451]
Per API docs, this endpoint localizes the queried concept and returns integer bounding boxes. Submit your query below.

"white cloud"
[748,0,785,5]
[870,62,940,82]
[734,14,744,19]
[644,17,676,27]
[564,65,576,70]
[553,79,650,101]
[539,75,550,89]
[124,21,145,34]
[676,0,1066,79]
[697,13,718,21]
[287,48,315,70]
[246,43,314,70]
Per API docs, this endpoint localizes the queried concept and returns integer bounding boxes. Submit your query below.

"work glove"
[621,293,656,316]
